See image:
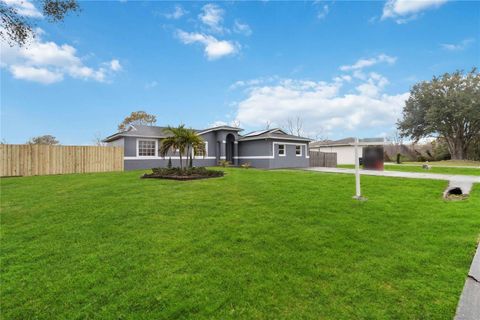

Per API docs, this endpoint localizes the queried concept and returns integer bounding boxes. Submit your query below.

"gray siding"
[112,131,308,170]
[238,139,309,169]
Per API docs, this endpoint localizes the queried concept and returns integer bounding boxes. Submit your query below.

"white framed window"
[193,142,208,158]
[296,145,302,156]
[137,139,157,157]
[278,144,286,156]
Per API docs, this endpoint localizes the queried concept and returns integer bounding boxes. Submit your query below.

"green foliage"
[0,0,79,46]
[159,125,205,170]
[398,68,480,160]
[218,160,230,167]
[26,135,59,145]
[1,169,479,318]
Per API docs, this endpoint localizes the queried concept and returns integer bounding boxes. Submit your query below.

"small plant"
[241,162,251,169]
[167,157,172,168]
[422,162,431,170]
[396,153,401,164]
[219,160,230,167]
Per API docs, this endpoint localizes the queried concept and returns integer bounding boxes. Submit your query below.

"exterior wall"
[125,158,216,170]
[113,133,309,170]
[107,137,124,148]
[238,139,309,169]
[315,145,363,165]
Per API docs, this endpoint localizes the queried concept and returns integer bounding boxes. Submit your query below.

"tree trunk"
[448,137,466,160]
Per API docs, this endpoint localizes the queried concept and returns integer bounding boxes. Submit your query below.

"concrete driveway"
[304,167,480,194]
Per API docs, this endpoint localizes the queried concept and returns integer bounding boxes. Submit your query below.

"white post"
[354,137,361,199]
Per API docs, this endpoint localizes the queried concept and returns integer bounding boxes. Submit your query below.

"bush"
[241,162,252,169]
[218,160,230,167]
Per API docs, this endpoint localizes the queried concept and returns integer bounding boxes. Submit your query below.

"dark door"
[225,134,235,163]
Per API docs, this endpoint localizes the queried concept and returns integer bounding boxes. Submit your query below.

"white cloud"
[382,0,448,23]
[3,0,42,18]
[230,68,408,138]
[0,29,121,84]
[340,54,397,71]
[441,38,475,51]
[165,5,187,19]
[233,20,252,36]
[199,3,225,33]
[9,65,63,84]
[176,30,238,60]
[109,59,122,71]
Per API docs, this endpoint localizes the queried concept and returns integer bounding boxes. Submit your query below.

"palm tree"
[159,125,205,169]
[159,125,187,170]
[183,128,206,168]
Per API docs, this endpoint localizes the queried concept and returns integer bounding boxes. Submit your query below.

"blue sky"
[1,0,479,144]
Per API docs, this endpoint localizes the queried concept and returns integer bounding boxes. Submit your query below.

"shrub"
[241,162,252,169]
[219,160,230,167]
[396,153,401,164]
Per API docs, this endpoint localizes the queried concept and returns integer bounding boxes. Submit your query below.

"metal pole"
[354,137,361,199]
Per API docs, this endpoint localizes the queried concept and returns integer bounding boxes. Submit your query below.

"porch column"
[233,141,239,165]
[220,140,226,161]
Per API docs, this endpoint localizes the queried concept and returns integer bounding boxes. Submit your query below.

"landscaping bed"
[142,167,224,180]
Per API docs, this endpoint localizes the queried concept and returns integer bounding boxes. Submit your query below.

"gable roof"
[310,137,386,148]
[310,137,355,148]
[238,128,312,142]
[103,124,244,142]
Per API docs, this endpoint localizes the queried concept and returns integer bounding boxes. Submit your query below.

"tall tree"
[27,135,59,145]
[398,68,480,160]
[118,111,157,131]
[283,116,304,137]
[1,0,79,46]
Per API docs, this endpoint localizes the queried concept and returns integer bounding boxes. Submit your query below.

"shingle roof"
[238,128,312,142]
[103,124,243,142]
[310,137,385,147]
[310,137,355,148]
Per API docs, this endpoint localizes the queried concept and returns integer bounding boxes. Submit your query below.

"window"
[194,142,208,158]
[137,140,156,157]
[278,144,286,156]
[296,145,302,156]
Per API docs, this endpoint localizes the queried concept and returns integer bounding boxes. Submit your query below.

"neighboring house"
[310,137,361,165]
[310,137,386,165]
[103,125,312,170]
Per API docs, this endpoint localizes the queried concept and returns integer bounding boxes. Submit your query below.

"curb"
[455,244,480,319]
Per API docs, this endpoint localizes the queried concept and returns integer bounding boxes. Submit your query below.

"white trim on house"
[136,138,158,157]
[197,126,243,135]
[235,142,309,159]
[296,144,302,157]
[125,156,216,160]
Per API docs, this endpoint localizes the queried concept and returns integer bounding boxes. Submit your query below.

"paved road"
[304,167,480,194]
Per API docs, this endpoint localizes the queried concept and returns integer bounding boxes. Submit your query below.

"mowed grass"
[1,168,479,319]
[339,164,480,176]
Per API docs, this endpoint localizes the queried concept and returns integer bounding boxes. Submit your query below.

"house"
[103,125,312,170]
[309,138,360,165]
[310,137,386,165]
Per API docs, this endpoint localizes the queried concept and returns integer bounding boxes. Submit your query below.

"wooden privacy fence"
[0,144,124,177]
[309,151,337,167]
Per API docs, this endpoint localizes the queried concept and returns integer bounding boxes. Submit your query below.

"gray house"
[103,125,312,170]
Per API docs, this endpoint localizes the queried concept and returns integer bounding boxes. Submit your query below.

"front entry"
[225,134,235,163]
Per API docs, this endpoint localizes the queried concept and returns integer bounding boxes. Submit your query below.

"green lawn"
[1,168,479,319]
[338,164,480,176]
